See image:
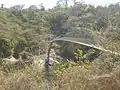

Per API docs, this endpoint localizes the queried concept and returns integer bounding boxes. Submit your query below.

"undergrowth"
[0,64,46,90]
[0,49,120,90]
[51,49,120,90]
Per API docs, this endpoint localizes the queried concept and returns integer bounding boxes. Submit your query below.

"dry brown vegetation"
[52,57,120,90]
[0,53,120,90]
[0,65,46,90]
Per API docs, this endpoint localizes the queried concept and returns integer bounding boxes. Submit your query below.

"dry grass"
[0,65,46,90]
[52,57,120,90]
[0,53,120,90]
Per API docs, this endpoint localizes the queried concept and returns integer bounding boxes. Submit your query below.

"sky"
[0,0,120,9]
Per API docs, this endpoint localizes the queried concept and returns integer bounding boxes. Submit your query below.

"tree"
[1,4,4,8]
[57,0,69,8]
[0,30,26,58]
[10,5,25,16]
[39,3,45,11]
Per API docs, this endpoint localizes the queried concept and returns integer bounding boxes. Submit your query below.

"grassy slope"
[1,60,120,90]
[0,65,46,90]
[52,59,120,90]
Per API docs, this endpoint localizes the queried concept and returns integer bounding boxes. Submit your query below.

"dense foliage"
[0,1,120,59]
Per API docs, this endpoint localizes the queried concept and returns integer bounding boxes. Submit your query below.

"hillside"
[0,2,120,90]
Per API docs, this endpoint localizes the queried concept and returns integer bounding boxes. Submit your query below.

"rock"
[2,56,18,65]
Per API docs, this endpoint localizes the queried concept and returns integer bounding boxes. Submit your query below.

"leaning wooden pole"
[45,42,53,90]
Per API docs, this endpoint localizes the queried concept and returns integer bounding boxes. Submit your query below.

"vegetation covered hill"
[0,1,120,90]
